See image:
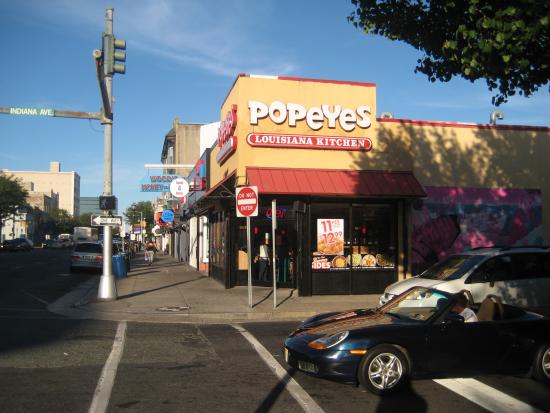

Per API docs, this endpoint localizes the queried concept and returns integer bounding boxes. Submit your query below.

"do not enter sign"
[236,186,259,217]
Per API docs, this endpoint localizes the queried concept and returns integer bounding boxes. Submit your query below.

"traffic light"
[99,195,117,211]
[103,33,126,76]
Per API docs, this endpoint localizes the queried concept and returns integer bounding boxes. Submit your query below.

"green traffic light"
[103,34,126,76]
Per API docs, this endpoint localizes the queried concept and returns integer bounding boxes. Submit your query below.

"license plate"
[298,360,318,374]
[284,347,289,363]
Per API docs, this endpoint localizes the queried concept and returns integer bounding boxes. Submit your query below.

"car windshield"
[75,243,102,253]
[419,254,485,281]
[380,288,451,322]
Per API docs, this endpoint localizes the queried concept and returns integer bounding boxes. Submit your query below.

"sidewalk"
[48,252,380,324]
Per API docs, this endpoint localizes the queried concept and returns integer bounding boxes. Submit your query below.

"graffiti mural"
[412,187,543,272]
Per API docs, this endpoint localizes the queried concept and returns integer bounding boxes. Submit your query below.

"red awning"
[247,167,426,198]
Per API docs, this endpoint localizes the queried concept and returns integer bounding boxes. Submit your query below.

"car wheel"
[358,345,409,395]
[532,343,550,382]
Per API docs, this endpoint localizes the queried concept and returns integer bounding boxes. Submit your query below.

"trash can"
[120,252,131,272]
[112,254,127,278]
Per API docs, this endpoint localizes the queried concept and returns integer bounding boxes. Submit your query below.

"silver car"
[380,246,550,308]
[70,242,103,272]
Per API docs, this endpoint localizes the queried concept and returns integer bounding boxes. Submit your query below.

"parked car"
[43,239,62,249]
[1,238,33,252]
[380,247,550,308]
[70,242,103,272]
[57,233,74,248]
[284,286,550,395]
[71,242,128,273]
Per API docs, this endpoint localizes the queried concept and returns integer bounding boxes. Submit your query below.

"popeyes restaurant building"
[202,74,550,296]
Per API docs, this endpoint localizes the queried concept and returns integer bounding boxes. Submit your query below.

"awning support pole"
[272,199,277,308]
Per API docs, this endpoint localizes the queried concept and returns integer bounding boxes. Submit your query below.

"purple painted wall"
[412,187,543,272]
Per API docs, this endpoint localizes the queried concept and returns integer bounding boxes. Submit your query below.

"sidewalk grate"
[156,306,190,313]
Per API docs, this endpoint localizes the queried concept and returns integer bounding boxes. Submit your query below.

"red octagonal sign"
[236,186,258,217]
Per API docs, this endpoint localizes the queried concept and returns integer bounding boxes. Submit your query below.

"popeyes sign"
[247,100,373,151]
[216,104,238,165]
[248,101,372,131]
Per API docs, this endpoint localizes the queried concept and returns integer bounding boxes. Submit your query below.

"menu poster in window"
[317,219,344,256]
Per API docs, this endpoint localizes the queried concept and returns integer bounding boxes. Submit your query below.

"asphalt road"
[0,247,96,316]
[1,249,549,412]
[0,318,549,413]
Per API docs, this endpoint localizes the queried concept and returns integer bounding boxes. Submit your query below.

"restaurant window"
[351,204,395,270]
[310,203,396,272]
[311,204,349,271]
[211,211,226,267]
[236,224,248,270]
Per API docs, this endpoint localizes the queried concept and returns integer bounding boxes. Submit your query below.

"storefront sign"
[317,219,345,255]
[236,186,259,217]
[248,101,372,131]
[216,104,238,165]
[247,133,372,151]
[140,175,181,192]
[161,209,175,223]
[169,178,189,197]
[266,208,287,219]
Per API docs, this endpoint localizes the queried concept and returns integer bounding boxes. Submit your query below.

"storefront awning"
[247,167,426,198]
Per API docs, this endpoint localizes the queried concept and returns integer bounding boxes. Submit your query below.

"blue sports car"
[284,286,550,395]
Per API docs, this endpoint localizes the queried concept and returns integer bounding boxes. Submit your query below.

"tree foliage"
[47,207,76,234]
[77,212,93,227]
[349,0,550,105]
[0,173,28,221]
[124,201,154,232]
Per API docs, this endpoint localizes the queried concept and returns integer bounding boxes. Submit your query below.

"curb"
[47,276,99,315]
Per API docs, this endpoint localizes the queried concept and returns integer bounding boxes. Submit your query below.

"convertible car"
[283,287,550,395]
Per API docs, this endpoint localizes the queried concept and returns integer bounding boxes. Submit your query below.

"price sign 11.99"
[317,219,344,255]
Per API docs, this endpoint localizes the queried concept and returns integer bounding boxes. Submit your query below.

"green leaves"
[349,0,550,105]
[0,173,28,221]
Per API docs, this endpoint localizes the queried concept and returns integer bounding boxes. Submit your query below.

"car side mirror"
[444,313,465,324]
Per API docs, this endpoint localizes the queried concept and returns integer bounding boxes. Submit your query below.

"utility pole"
[94,8,126,301]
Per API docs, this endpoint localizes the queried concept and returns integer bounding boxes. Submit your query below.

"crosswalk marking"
[232,324,325,413]
[88,321,127,413]
[434,378,545,413]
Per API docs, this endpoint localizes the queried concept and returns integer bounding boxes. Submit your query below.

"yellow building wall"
[372,120,550,243]
[209,75,550,242]
[210,75,378,186]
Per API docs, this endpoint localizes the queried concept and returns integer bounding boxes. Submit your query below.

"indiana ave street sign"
[8,107,54,116]
[235,186,259,217]
[91,214,123,226]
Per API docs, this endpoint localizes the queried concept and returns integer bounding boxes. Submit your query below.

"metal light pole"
[97,8,117,301]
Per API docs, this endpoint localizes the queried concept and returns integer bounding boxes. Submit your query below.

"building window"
[211,211,226,267]
[311,203,349,271]
[351,204,396,270]
[310,203,396,271]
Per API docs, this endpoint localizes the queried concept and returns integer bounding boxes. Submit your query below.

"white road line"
[232,324,325,413]
[434,378,545,413]
[88,321,127,413]
[20,290,49,305]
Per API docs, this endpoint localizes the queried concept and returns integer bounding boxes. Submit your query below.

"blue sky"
[1,0,549,214]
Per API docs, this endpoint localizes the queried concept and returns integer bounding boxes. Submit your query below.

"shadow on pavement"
[254,367,299,413]
[375,384,427,413]
[116,277,204,300]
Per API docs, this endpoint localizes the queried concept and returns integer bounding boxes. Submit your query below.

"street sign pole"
[235,186,258,308]
[247,216,253,308]
[272,199,277,309]
[97,8,116,301]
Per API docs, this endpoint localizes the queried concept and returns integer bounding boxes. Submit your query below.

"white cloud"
[22,0,298,78]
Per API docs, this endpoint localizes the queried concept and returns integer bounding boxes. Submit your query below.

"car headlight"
[307,331,349,350]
